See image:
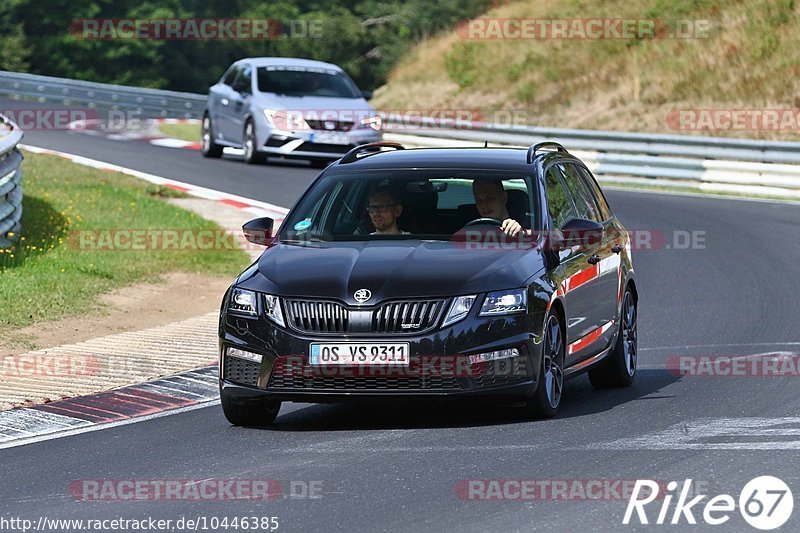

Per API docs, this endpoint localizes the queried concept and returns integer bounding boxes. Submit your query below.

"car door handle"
[221,98,229,106]
[588,254,601,265]
[611,244,624,254]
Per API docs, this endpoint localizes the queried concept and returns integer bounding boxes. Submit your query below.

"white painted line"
[0,409,92,444]
[593,417,800,450]
[18,143,289,217]
[0,401,217,450]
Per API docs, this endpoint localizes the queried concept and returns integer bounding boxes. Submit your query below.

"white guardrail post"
[1,70,800,197]
[0,113,23,249]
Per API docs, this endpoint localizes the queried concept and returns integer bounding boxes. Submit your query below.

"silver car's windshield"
[257,66,362,98]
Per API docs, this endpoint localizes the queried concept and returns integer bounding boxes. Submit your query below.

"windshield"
[279,171,537,242]
[257,66,362,98]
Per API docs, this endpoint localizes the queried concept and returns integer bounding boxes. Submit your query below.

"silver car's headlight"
[263,294,285,327]
[229,288,258,316]
[442,295,477,327]
[479,289,527,316]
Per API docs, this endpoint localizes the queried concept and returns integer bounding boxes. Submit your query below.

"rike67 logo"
[624,476,793,530]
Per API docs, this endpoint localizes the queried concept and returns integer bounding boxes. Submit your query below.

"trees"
[0,0,493,91]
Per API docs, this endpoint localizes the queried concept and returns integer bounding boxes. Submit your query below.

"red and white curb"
[0,366,218,449]
[19,144,288,224]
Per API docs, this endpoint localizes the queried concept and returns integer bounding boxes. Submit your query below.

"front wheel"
[524,313,564,418]
[589,288,637,388]
[221,390,281,426]
[201,115,223,158]
[243,120,267,165]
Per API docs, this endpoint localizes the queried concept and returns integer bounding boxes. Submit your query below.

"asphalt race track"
[3,97,800,531]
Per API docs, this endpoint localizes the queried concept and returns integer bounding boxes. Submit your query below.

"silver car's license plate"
[310,132,350,145]
[309,343,410,365]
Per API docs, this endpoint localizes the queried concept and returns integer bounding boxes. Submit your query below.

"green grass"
[0,150,249,332]
[375,0,800,140]
[158,122,200,142]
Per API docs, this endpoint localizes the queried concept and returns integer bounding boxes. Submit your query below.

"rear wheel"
[201,114,223,158]
[243,120,267,164]
[524,313,564,418]
[589,288,637,388]
[221,390,281,426]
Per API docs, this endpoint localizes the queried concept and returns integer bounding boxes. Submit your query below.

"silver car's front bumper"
[259,128,382,160]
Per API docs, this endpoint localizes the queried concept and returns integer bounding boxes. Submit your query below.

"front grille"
[284,298,446,335]
[285,299,349,333]
[305,119,354,132]
[268,358,461,391]
[373,299,445,333]
[223,356,261,387]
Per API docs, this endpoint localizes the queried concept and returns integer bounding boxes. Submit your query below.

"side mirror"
[361,90,373,101]
[242,217,274,245]
[559,218,603,249]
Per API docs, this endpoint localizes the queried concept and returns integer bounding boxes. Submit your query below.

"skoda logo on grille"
[353,289,372,303]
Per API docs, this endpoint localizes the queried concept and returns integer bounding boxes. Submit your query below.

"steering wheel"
[463,217,503,228]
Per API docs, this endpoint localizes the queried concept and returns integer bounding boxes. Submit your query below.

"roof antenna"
[484,140,488,148]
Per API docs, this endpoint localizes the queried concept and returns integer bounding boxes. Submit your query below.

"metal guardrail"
[0,70,205,119]
[0,113,23,249]
[1,70,800,196]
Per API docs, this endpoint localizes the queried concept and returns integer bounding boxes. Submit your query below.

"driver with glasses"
[367,187,410,235]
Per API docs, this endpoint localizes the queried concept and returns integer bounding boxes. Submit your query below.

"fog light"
[226,346,262,364]
[468,348,520,365]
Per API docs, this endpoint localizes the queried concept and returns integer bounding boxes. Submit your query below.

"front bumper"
[218,307,543,403]
[259,129,382,160]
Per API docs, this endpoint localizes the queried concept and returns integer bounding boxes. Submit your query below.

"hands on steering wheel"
[462,217,525,237]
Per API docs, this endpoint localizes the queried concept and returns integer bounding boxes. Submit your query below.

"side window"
[544,166,577,228]
[238,65,253,94]
[222,66,239,86]
[575,165,612,221]
[559,164,601,222]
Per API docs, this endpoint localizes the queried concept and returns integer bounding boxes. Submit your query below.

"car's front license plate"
[310,132,350,145]
[309,343,410,365]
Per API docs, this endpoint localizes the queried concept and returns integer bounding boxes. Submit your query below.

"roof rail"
[526,141,567,164]
[339,142,405,164]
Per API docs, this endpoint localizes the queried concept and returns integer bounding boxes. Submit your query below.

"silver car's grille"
[285,300,349,334]
[372,299,445,334]
[283,298,446,335]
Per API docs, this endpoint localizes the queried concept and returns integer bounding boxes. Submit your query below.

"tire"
[243,120,267,165]
[524,312,565,419]
[589,288,637,388]
[201,114,223,158]
[221,390,281,426]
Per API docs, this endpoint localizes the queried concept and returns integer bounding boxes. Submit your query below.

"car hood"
[236,240,544,305]
[253,93,376,118]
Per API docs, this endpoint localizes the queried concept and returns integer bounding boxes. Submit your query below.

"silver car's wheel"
[201,115,223,158]
[242,120,267,164]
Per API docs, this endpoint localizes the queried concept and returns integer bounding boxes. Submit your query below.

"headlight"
[479,289,527,316]
[360,115,382,131]
[442,295,477,327]
[264,294,285,327]
[229,288,258,315]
